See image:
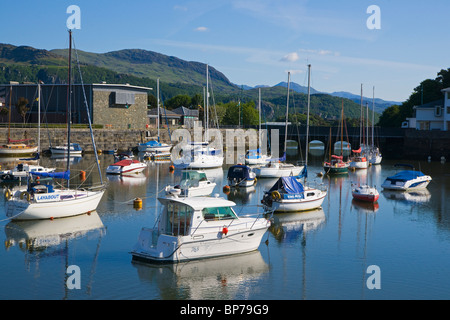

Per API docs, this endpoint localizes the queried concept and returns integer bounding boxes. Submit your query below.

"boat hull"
[165,182,216,197]
[254,164,303,178]
[381,177,431,191]
[138,145,172,153]
[270,193,326,213]
[131,222,269,263]
[0,146,38,157]
[106,163,147,175]
[173,155,224,169]
[6,189,105,221]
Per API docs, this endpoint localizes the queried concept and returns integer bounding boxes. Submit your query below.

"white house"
[403,88,450,131]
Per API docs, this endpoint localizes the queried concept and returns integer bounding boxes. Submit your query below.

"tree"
[165,94,191,110]
[15,97,29,124]
[0,107,8,123]
[147,94,157,108]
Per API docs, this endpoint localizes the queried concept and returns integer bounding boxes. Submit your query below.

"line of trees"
[378,68,450,127]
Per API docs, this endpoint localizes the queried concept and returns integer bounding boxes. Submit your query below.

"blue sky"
[1,0,448,102]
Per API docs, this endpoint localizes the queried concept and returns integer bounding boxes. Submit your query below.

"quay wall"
[1,127,449,161]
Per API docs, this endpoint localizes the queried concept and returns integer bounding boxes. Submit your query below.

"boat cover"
[140,140,162,147]
[227,165,252,180]
[268,176,304,194]
[31,170,70,180]
[112,159,140,167]
[386,170,425,182]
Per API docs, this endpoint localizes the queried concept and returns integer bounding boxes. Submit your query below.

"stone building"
[0,82,152,130]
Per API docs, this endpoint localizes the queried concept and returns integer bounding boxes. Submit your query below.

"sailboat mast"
[38,81,41,153]
[360,84,363,147]
[66,29,72,187]
[206,65,209,142]
[258,87,262,150]
[284,72,290,155]
[305,64,311,168]
[8,86,11,143]
[372,86,375,147]
[157,78,160,140]
[341,100,344,157]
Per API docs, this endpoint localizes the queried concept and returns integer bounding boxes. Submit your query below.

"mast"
[360,84,363,147]
[305,64,311,170]
[66,29,72,188]
[157,78,160,140]
[258,87,261,151]
[341,100,344,157]
[38,81,41,153]
[8,85,11,143]
[372,86,375,147]
[206,64,209,142]
[284,72,291,156]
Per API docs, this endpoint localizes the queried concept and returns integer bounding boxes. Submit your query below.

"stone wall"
[92,91,148,130]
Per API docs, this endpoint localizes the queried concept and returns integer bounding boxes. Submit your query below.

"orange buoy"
[223,185,231,194]
[169,165,175,172]
[80,170,86,181]
[222,227,228,235]
[133,197,143,210]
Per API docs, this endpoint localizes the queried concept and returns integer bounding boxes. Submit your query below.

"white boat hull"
[270,192,326,213]
[254,163,303,178]
[106,162,147,175]
[173,155,224,169]
[6,189,105,221]
[245,156,271,165]
[381,176,431,191]
[0,146,38,157]
[50,148,83,156]
[165,182,216,197]
[131,222,269,263]
[350,160,368,169]
[138,144,172,153]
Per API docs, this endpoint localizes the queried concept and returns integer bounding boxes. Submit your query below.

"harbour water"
[0,153,449,300]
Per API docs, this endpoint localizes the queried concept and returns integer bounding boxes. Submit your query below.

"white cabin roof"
[158,196,236,210]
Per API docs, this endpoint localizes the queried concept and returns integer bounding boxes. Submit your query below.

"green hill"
[0,43,374,122]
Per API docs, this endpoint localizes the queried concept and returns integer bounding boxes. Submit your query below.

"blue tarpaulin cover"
[268,176,305,194]
[227,165,252,180]
[386,170,425,182]
[31,170,70,180]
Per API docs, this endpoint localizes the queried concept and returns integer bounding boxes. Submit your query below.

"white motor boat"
[261,176,327,213]
[131,195,271,262]
[244,149,271,165]
[137,140,172,153]
[253,160,303,178]
[227,164,257,187]
[106,159,147,175]
[165,170,216,197]
[0,163,56,183]
[381,168,432,191]
[50,143,83,156]
[351,184,379,202]
[173,144,224,169]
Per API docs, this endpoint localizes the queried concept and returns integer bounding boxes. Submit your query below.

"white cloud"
[195,26,208,32]
[281,52,299,62]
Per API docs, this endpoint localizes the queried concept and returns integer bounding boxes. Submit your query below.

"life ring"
[4,189,11,200]
[271,190,281,200]
[20,191,31,202]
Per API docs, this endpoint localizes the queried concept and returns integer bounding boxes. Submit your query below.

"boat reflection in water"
[382,189,431,204]
[4,211,105,253]
[351,199,380,214]
[269,208,325,243]
[132,250,269,299]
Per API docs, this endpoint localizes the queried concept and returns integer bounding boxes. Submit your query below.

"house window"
[447,106,450,114]
[419,121,430,130]
[435,106,442,117]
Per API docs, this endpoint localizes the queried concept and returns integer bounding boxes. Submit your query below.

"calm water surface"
[0,153,449,300]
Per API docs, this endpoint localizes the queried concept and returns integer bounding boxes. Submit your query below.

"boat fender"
[271,191,281,200]
[4,189,11,200]
[20,191,31,202]
[222,227,228,235]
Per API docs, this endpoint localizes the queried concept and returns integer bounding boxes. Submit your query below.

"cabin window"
[202,206,237,221]
[165,203,193,236]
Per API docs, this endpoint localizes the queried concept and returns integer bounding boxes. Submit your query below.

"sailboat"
[349,84,368,170]
[0,82,55,183]
[245,88,271,165]
[5,30,106,221]
[0,86,39,157]
[254,72,303,178]
[172,65,224,169]
[368,87,382,165]
[323,101,350,175]
[262,65,327,213]
[138,78,172,154]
